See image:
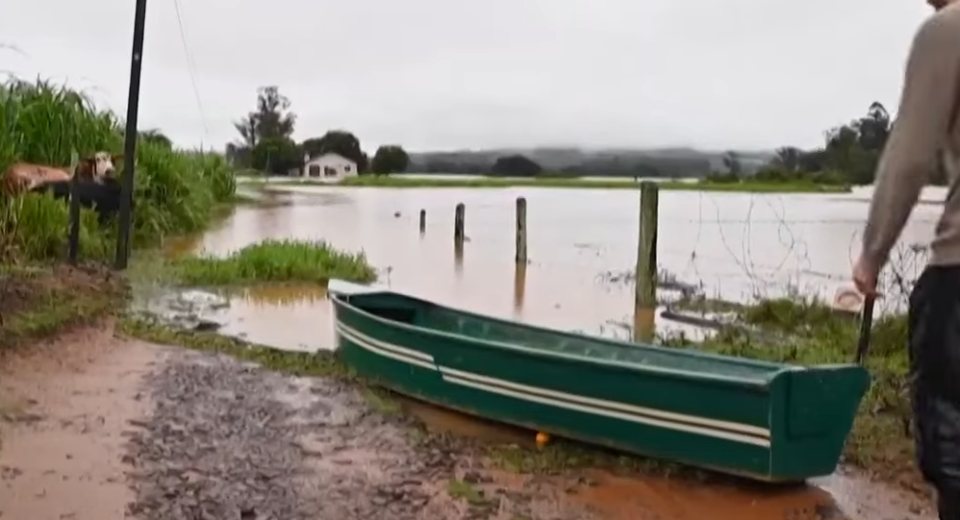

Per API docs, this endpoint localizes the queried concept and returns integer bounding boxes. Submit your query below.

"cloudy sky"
[1,0,932,152]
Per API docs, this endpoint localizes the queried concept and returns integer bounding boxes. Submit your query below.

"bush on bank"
[0,78,237,263]
[171,239,377,286]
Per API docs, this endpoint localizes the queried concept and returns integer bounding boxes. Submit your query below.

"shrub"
[0,77,237,263]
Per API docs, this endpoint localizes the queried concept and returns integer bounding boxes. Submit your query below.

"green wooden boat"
[329,280,870,483]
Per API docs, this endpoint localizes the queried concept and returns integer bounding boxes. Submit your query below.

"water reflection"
[215,284,332,352]
[171,185,941,351]
[513,263,527,317]
[453,242,464,277]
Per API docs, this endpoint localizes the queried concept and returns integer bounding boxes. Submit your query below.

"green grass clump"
[0,193,112,262]
[267,174,850,194]
[0,77,238,264]
[171,239,377,286]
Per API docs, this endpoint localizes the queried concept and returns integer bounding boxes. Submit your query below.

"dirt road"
[0,321,938,520]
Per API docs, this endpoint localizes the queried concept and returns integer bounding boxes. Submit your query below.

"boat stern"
[766,364,872,481]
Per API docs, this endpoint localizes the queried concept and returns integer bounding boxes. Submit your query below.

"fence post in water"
[634,181,659,342]
[454,203,465,247]
[419,209,426,234]
[67,151,81,265]
[513,262,527,316]
[515,197,527,264]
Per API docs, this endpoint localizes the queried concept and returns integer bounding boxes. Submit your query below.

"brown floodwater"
[164,185,941,351]
[160,185,939,518]
[400,396,934,520]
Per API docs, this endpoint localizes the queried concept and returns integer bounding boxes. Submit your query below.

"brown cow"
[1,152,122,196]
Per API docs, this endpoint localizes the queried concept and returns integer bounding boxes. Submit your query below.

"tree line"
[225,86,410,176]
[709,101,897,186]
[406,101,907,183]
[224,88,921,185]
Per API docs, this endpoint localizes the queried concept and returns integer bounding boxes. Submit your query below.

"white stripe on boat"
[336,324,436,370]
[335,322,771,448]
[440,369,770,447]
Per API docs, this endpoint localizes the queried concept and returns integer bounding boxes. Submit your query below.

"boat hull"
[330,287,870,483]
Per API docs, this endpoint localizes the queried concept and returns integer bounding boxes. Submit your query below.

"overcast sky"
[1,0,932,152]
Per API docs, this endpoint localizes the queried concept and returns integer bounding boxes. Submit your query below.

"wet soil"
[0,320,593,519]
[0,320,159,520]
[0,317,938,520]
[0,262,124,344]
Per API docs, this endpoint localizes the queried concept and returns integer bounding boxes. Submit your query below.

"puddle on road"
[216,284,333,352]
[399,396,933,520]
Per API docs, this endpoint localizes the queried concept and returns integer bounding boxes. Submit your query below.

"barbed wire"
[597,191,931,317]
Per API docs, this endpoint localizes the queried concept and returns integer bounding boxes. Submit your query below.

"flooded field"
[141,184,947,519]
[164,184,943,352]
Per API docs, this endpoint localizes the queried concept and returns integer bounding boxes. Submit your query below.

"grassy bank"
[263,175,850,193]
[0,78,237,265]
[169,239,377,286]
[0,264,127,349]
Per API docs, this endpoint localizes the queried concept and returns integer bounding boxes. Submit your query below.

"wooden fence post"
[634,182,659,342]
[454,203,465,247]
[67,151,81,265]
[515,197,527,264]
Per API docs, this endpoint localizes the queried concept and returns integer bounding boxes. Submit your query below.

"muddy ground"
[0,263,124,344]
[0,320,613,520]
[0,315,939,520]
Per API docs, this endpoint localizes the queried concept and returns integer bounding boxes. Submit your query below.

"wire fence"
[622,190,932,317]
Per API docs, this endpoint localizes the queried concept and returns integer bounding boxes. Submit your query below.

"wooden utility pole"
[115,0,149,270]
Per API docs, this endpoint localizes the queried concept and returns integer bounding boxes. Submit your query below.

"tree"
[721,151,742,176]
[772,147,801,172]
[305,130,368,173]
[232,86,297,167]
[251,137,302,175]
[856,102,891,152]
[370,145,410,175]
[491,155,542,177]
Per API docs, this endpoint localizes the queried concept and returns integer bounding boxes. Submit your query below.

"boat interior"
[335,291,790,382]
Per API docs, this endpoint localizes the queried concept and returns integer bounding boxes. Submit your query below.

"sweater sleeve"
[861,12,960,271]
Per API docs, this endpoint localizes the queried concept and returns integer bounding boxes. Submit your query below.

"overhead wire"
[170,0,210,147]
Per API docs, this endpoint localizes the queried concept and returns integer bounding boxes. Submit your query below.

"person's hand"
[852,255,880,297]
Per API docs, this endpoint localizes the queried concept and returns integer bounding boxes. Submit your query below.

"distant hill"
[406,147,775,178]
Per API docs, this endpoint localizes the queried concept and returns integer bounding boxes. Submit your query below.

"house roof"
[305,152,356,165]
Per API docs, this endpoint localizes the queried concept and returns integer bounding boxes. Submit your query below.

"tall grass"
[0,78,237,263]
[171,239,377,286]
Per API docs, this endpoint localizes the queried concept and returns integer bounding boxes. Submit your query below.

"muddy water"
[164,185,942,351]
[152,186,942,518]
[401,396,935,520]
[216,284,332,351]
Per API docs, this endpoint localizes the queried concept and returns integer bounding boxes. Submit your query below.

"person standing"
[854,1,960,517]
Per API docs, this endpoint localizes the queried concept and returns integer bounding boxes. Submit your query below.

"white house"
[301,152,358,182]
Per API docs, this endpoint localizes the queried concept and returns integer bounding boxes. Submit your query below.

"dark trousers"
[909,265,960,519]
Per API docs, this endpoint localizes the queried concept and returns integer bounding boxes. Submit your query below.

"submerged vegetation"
[170,239,377,286]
